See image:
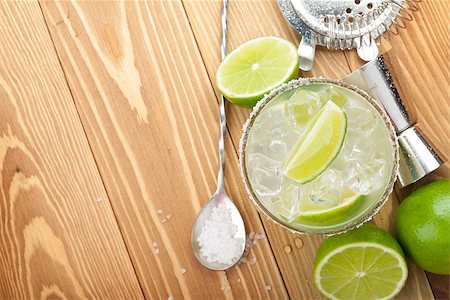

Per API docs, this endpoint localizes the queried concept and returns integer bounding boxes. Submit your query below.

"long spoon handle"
[217,0,229,192]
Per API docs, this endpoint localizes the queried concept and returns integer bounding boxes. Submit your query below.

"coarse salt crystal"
[197,203,244,265]
[180,268,186,274]
[153,241,158,247]
[166,214,172,220]
[153,249,160,255]
[167,296,173,300]
[255,233,265,239]
[248,257,257,265]
[265,284,272,291]
[157,209,163,214]
[220,271,228,280]
[162,218,167,223]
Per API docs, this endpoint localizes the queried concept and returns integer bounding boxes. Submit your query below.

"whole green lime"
[395,179,450,275]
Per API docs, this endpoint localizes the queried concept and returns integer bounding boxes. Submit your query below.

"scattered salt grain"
[248,257,257,265]
[252,240,257,246]
[219,271,228,279]
[153,241,158,247]
[255,233,265,239]
[167,296,173,300]
[220,285,231,292]
[96,197,103,203]
[153,248,160,255]
[249,232,255,239]
[157,209,163,214]
[162,218,167,223]
[197,203,244,265]
[166,214,172,220]
[180,268,186,274]
[239,257,248,264]
[237,278,241,283]
[265,284,272,291]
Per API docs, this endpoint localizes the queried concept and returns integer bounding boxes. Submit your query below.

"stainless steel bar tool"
[343,55,444,187]
[191,0,246,271]
[278,0,420,70]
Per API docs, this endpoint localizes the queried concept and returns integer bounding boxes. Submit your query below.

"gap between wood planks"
[178,0,292,298]
[35,1,147,298]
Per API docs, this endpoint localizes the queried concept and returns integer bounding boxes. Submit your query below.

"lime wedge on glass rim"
[314,224,408,300]
[282,101,347,184]
[216,36,299,108]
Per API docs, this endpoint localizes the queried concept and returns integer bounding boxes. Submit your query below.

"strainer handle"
[298,36,316,71]
[356,37,379,61]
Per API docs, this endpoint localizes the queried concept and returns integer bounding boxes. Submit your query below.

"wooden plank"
[183,0,436,299]
[0,1,143,299]
[40,0,289,299]
[344,0,450,298]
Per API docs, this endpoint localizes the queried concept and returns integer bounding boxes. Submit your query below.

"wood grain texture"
[0,1,143,299]
[344,0,450,298]
[1,0,446,298]
[40,0,288,299]
[182,1,348,298]
[183,0,436,299]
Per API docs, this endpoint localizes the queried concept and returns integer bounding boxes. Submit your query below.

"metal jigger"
[343,55,444,187]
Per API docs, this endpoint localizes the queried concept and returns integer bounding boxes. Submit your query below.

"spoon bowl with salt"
[191,0,246,271]
[192,190,246,270]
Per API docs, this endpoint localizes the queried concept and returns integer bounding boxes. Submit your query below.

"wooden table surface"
[0,0,448,299]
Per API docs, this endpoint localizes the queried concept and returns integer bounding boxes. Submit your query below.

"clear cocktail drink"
[240,79,398,234]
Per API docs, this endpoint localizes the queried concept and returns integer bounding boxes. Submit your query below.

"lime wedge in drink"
[216,37,299,108]
[295,187,365,226]
[282,101,347,183]
[314,224,408,300]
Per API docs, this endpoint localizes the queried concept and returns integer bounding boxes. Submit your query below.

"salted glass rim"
[239,78,400,235]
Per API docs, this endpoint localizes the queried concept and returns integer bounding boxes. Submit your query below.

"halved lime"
[216,37,299,108]
[314,224,408,300]
[282,101,347,183]
[295,187,365,226]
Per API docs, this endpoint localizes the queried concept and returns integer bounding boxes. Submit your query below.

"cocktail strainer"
[279,0,420,70]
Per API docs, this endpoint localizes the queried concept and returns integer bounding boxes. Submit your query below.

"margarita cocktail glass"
[240,78,399,234]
